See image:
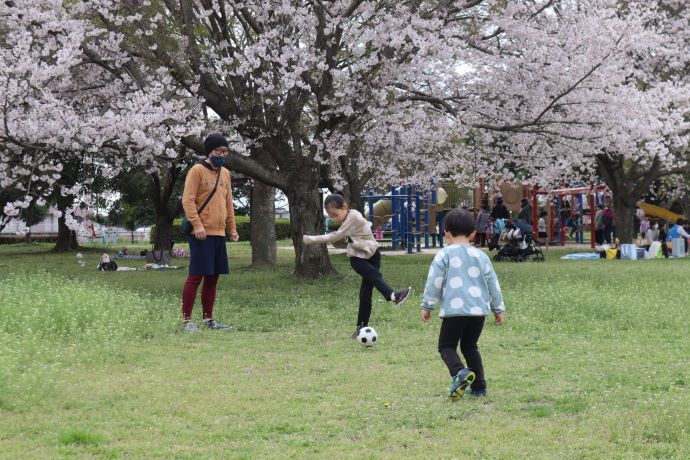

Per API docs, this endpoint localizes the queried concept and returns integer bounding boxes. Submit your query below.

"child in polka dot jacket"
[421,208,505,399]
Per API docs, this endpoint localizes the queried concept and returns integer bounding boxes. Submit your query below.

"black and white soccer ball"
[357,327,378,347]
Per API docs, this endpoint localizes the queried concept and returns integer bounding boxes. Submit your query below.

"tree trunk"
[153,213,174,250]
[24,207,33,243]
[51,196,80,252]
[347,181,365,214]
[286,179,335,277]
[596,154,656,244]
[150,164,182,251]
[52,214,80,252]
[611,194,635,244]
[250,181,277,267]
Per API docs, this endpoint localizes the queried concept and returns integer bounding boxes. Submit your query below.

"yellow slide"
[639,203,685,222]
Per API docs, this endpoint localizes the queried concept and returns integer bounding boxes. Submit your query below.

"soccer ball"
[357,327,378,347]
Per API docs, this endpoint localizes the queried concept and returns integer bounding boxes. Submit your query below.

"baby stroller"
[492,220,545,262]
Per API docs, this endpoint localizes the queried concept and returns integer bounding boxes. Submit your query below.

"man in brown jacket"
[181,133,239,332]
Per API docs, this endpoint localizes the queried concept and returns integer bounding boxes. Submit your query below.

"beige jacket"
[303,209,379,259]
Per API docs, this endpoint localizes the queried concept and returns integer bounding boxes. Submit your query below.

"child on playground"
[421,208,505,399]
[303,192,411,338]
[537,210,548,243]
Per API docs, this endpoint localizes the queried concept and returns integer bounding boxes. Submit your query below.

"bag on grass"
[98,253,118,271]
[671,238,685,257]
[181,217,193,235]
[619,244,637,260]
[605,248,618,260]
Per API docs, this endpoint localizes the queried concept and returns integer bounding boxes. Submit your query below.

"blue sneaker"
[448,368,476,399]
[468,388,487,397]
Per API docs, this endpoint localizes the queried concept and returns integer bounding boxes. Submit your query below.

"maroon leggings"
[181,274,219,320]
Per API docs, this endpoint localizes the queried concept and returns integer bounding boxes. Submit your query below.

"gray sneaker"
[183,321,198,333]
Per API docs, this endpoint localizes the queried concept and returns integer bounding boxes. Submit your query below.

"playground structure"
[348,179,686,254]
[533,184,610,248]
[360,181,613,252]
[361,182,471,254]
[638,202,685,223]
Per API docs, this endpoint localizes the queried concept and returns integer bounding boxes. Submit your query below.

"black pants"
[603,225,613,244]
[349,250,394,327]
[438,316,486,390]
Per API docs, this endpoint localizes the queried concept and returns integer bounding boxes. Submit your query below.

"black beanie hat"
[203,133,229,154]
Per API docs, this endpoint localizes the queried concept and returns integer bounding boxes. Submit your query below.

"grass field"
[0,242,689,459]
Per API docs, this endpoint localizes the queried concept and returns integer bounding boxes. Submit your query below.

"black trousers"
[349,250,394,327]
[438,316,486,390]
[603,225,613,244]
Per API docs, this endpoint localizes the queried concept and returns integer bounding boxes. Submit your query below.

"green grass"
[0,242,689,458]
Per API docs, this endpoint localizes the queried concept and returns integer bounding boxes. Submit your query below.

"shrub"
[152,217,292,243]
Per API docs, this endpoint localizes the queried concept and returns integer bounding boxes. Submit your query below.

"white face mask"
[654,224,659,230]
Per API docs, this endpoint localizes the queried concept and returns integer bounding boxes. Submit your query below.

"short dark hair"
[444,208,475,237]
[676,218,684,225]
[324,191,347,210]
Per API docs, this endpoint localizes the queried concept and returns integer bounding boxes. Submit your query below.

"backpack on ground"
[97,253,118,271]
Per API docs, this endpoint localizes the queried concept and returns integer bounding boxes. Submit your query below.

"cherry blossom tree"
[2,0,688,263]
[0,0,203,250]
[436,0,690,242]
[69,0,497,276]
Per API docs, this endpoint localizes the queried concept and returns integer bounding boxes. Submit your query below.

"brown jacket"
[303,209,378,259]
[182,162,237,237]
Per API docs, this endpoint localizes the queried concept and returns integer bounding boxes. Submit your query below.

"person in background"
[594,204,605,245]
[517,197,533,225]
[667,218,690,256]
[635,206,646,238]
[474,202,491,247]
[491,196,509,221]
[559,200,572,231]
[658,221,669,258]
[641,219,659,250]
[537,210,548,243]
[639,215,650,241]
[566,210,580,240]
[602,205,614,244]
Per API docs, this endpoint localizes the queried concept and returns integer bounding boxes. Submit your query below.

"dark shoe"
[448,368,476,399]
[468,388,487,397]
[350,326,362,340]
[392,287,412,305]
[205,319,230,330]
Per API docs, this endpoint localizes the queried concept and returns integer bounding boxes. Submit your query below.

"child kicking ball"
[303,192,411,339]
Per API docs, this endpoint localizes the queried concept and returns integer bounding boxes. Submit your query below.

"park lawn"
[0,242,689,459]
